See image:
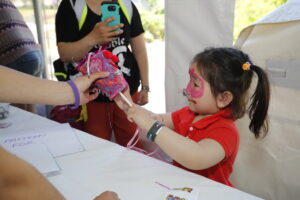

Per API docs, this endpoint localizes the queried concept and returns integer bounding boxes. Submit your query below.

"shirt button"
[189,127,193,131]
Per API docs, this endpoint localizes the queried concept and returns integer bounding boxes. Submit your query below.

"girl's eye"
[193,82,199,87]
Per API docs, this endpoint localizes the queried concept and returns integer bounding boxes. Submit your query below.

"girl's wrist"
[140,119,154,133]
[147,121,165,142]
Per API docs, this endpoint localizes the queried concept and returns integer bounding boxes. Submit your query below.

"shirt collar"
[192,108,232,129]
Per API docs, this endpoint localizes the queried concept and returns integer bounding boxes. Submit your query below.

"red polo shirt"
[172,106,239,187]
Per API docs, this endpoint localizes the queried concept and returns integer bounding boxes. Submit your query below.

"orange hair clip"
[242,62,251,71]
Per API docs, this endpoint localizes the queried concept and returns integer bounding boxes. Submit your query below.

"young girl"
[126,47,270,187]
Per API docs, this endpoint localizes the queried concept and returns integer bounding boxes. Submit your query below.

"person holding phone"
[55,0,149,148]
[101,2,121,29]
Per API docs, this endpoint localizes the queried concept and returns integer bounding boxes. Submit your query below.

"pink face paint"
[185,68,205,99]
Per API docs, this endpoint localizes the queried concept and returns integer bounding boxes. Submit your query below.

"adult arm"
[0,147,120,200]
[0,147,64,200]
[0,66,108,105]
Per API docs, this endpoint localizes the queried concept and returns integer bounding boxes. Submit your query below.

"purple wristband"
[67,80,80,109]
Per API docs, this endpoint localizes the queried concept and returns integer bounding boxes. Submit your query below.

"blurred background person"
[0,0,44,113]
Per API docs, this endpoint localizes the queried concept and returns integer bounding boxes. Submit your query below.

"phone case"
[101,2,121,29]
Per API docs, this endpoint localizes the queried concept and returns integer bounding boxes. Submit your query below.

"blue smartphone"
[101,1,121,30]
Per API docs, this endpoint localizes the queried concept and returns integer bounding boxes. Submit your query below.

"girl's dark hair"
[192,47,270,138]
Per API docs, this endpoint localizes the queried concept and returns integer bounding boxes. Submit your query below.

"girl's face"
[185,64,219,115]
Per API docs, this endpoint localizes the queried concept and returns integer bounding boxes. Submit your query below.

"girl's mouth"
[188,99,197,104]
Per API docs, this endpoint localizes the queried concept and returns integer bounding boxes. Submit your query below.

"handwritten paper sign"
[9,143,60,175]
[0,123,84,157]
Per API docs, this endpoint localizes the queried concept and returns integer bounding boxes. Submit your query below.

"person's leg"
[83,101,113,140]
[6,50,44,77]
[112,92,144,148]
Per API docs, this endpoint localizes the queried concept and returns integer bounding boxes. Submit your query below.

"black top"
[55,0,144,102]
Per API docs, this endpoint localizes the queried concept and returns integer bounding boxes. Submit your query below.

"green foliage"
[139,0,164,42]
[139,0,287,43]
[234,0,288,41]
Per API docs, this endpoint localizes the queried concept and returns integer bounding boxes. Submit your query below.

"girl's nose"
[183,88,189,97]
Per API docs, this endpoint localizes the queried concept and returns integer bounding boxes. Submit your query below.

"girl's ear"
[216,91,233,108]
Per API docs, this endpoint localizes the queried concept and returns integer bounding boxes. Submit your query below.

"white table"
[0,107,263,200]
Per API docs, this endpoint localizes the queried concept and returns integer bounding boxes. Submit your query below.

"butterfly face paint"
[185,68,205,99]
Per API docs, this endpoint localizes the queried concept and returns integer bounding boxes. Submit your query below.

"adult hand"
[89,17,124,45]
[93,191,119,200]
[73,72,109,105]
[137,90,149,105]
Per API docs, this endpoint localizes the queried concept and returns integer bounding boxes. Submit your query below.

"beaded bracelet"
[67,80,80,109]
[147,121,164,142]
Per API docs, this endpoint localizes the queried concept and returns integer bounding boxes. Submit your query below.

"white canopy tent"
[165,0,300,200]
[232,0,300,200]
[165,0,235,112]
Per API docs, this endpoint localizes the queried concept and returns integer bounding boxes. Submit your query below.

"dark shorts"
[6,50,44,77]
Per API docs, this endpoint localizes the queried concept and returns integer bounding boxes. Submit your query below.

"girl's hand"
[114,89,133,112]
[73,72,109,105]
[89,17,124,45]
[127,104,155,131]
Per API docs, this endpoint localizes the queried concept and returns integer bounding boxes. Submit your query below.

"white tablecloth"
[0,107,263,200]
